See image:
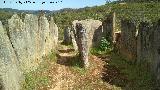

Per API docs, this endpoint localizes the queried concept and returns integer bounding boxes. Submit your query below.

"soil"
[37,43,124,90]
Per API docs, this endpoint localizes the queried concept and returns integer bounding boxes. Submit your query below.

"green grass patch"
[22,71,50,90]
[90,47,112,55]
[22,51,57,90]
[70,55,87,75]
[72,66,86,75]
[48,50,57,62]
[108,53,157,90]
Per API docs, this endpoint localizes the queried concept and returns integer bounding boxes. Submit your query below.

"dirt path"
[39,43,122,90]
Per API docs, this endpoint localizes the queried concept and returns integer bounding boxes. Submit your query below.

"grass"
[22,71,50,90]
[21,51,57,90]
[107,53,158,90]
[90,45,158,89]
[90,47,112,55]
[48,50,57,62]
[68,54,87,75]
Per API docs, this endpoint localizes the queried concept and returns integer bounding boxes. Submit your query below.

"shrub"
[99,37,111,52]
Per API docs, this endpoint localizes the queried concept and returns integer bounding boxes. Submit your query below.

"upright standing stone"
[0,21,23,90]
[63,27,71,45]
[49,17,58,48]
[71,20,79,51]
[72,19,102,49]
[8,14,29,71]
[24,14,40,70]
[120,20,137,60]
[76,23,89,68]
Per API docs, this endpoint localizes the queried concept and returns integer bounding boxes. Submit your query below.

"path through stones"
[40,42,122,90]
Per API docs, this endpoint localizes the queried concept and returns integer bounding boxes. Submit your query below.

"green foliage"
[23,72,49,90]
[68,55,87,75]
[51,5,111,40]
[50,2,160,39]
[111,3,160,23]
[118,0,160,3]
[99,37,111,52]
[22,51,57,90]
[48,51,57,62]
[90,37,112,55]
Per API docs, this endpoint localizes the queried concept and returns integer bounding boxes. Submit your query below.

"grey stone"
[63,27,71,45]
[72,19,103,68]
[0,21,23,90]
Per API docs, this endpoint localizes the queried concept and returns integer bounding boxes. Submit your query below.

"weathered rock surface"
[76,23,89,68]
[0,13,58,90]
[49,17,58,47]
[63,27,71,45]
[118,20,137,60]
[104,13,160,82]
[0,21,23,90]
[72,19,103,49]
[72,19,103,68]
[137,22,160,81]
[71,20,79,51]
[8,14,58,71]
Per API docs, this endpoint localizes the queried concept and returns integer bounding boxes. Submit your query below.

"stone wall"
[0,14,58,90]
[137,21,160,81]
[103,12,160,81]
[119,20,137,60]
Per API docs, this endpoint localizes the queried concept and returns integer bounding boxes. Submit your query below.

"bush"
[99,37,111,52]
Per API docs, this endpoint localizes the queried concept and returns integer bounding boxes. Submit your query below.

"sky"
[0,0,116,10]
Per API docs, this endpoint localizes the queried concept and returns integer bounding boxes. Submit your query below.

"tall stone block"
[0,21,23,90]
[72,19,102,49]
[72,19,103,68]
[49,17,58,48]
[102,13,114,42]
[137,21,160,81]
[120,20,137,60]
[8,14,58,71]
[152,21,160,81]
[8,14,29,71]
[76,23,89,68]
[71,20,78,51]
[0,13,58,89]
[63,27,71,45]
[24,14,40,70]
[137,22,153,64]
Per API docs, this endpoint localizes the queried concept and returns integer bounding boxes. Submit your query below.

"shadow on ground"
[102,64,128,87]
[58,49,75,53]
[99,54,128,88]
[56,49,83,68]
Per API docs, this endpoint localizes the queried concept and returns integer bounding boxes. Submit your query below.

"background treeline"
[117,0,160,2]
[51,2,160,39]
[0,1,160,39]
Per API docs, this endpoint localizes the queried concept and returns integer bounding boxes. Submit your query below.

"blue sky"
[0,0,116,10]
